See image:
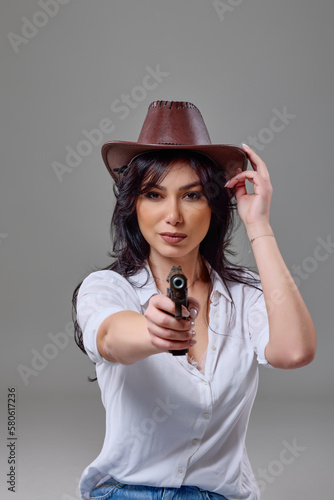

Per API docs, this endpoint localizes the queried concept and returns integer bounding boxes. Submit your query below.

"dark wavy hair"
[72,150,261,359]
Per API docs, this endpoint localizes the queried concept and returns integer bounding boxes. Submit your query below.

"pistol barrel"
[166,266,189,356]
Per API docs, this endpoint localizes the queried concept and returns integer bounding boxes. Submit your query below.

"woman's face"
[136,161,212,262]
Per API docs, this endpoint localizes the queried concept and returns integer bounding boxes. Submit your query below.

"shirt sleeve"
[247,288,276,368]
[76,270,141,366]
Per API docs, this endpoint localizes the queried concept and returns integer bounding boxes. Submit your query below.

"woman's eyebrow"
[150,182,202,191]
[179,182,202,191]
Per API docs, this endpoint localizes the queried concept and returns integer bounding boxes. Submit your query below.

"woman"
[73,101,316,500]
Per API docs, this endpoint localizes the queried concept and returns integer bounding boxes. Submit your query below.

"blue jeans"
[89,480,228,499]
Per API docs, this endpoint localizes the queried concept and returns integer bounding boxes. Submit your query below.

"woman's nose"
[164,199,183,225]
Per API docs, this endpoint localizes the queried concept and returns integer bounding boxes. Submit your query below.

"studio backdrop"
[1,1,333,499]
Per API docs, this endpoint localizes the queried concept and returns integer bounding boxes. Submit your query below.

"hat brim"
[101,141,248,183]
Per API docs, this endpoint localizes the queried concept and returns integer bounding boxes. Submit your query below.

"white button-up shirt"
[77,263,274,500]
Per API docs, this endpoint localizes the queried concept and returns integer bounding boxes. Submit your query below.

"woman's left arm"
[225,144,317,369]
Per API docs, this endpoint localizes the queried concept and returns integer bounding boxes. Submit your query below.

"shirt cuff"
[83,308,122,366]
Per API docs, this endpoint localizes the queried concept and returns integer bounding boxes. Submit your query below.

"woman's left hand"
[225,144,273,229]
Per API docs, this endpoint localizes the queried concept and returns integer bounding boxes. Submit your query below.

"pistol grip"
[169,348,189,356]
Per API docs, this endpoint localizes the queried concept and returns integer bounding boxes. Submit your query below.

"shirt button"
[210,345,216,351]
[192,438,199,445]
[203,380,209,385]
[203,412,210,419]
[214,312,220,318]
[178,467,184,474]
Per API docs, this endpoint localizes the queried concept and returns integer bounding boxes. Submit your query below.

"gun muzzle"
[166,266,189,356]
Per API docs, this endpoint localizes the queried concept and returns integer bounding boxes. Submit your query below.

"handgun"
[166,265,189,356]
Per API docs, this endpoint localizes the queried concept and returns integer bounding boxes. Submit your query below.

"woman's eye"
[185,192,202,200]
[145,191,162,200]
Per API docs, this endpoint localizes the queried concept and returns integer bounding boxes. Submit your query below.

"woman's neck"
[148,253,210,293]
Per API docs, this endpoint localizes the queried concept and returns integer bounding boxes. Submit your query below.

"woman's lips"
[159,233,187,244]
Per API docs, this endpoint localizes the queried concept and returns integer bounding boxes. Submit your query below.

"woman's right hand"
[144,294,200,353]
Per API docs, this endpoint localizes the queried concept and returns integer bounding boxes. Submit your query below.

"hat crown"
[137,100,212,146]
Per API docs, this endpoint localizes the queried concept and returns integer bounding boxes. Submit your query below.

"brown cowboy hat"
[101,100,248,182]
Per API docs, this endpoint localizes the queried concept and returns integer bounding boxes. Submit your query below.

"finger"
[241,144,270,180]
[147,297,193,332]
[151,323,195,342]
[186,297,200,318]
[224,170,262,189]
[151,294,200,322]
[151,308,192,332]
[150,294,178,316]
[150,334,196,353]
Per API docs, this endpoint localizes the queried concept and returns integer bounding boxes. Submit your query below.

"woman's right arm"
[96,294,198,365]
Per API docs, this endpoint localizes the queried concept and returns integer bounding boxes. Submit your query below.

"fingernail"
[191,330,196,337]
[182,309,190,318]
[242,143,250,149]
[224,179,231,187]
[189,339,197,346]
[190,321,195,328]
[189,308,198,319]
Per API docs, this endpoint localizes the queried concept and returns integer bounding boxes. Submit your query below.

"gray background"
[1,0,333,498]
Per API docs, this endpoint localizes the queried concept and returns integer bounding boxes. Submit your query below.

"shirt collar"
[209,265,232,303]
[127,263,160,307]
[127,260,232,307]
